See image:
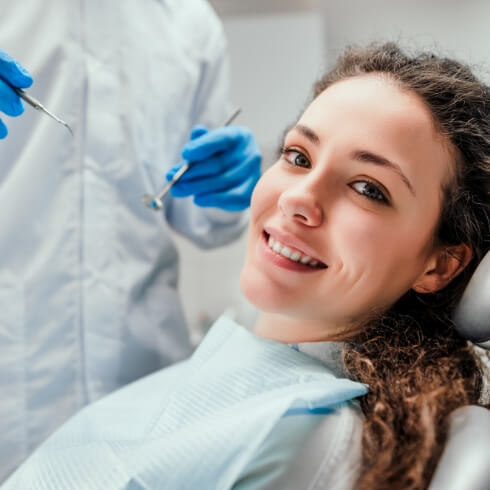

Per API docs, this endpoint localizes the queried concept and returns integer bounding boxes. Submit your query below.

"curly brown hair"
[313,43,490,489]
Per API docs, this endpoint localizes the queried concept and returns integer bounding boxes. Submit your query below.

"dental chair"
[429,251,490,490]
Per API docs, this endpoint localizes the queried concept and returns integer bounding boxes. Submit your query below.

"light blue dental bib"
[3,317,367,490]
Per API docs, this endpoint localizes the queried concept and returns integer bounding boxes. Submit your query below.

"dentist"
[0,0,260,480]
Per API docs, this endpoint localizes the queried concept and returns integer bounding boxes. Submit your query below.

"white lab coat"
[0,0,247,480]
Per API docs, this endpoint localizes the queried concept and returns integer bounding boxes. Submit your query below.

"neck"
[254,312,356,344]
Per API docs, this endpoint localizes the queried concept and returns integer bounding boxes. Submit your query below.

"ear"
[412,244,473,294]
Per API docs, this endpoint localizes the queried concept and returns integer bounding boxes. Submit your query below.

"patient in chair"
[4,43,489,490]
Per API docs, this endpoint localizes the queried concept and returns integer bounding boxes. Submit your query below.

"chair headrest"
[453,251,490,350]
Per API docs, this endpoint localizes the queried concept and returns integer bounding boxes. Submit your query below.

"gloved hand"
[0,49,33,139]
[166,125,262,211]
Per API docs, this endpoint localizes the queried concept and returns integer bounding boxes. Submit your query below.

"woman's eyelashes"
[350,180,390,205]
[280,147,311,168]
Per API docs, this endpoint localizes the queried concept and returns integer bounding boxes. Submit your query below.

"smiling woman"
[241,42,490,489]
[3,43,489,490]
[242,74,463,343]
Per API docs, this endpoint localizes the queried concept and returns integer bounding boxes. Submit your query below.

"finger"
[181,126,247,161]
[0,78,24,116]
[193,174,259,211]
[189,125,208,140]
[170,155,257,197]
[166,147,240,182]
[167,152,240,183]
[0,50,33,88]
[0,118,7,139]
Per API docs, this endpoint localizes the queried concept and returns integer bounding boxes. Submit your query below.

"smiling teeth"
[267,236,322,267]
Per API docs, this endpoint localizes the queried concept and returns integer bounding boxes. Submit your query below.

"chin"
[239,265,291,314]
[240,265,273,311]
[239,265,260,308]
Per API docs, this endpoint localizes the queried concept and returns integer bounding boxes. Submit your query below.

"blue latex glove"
[0,49,33,139]
[166,125,262,211]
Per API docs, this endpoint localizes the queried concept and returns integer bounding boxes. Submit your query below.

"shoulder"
[234,402,364,490]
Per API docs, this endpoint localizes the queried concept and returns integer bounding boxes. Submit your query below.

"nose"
[278,181,324,227]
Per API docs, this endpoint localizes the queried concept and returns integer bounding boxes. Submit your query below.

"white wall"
[321,0,490,81]
[223,11,326,160]
[209,0,316,16]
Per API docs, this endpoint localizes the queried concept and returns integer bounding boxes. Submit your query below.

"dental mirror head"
[141,194,164,211]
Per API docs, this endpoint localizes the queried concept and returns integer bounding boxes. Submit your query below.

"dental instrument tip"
[13,86,74,136]
[141,194,163,211]
[63,121,74,137]
[150,198,163,210]
[40,107,74,136]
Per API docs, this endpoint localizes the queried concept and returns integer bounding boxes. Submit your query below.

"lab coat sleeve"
[164,5,249,249]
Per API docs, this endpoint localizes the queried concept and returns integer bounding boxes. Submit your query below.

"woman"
[3,43,489,490]
[241,42,490,489]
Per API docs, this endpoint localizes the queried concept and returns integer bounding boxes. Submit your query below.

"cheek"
[249,182,264,220]
[241,170,284,306]
[243,176,274,273]
[249,167,281,221]
[332,205,433,270]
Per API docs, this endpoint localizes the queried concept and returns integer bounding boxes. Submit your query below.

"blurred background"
[174,0,490,342]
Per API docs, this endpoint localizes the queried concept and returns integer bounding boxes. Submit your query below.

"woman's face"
[240,75,455,341]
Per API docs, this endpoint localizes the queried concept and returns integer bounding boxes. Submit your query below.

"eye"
[351,180,390,205]
[280,147,311,169]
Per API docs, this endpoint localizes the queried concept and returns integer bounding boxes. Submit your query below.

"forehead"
[297,75,454,186]
[302,75,435,136]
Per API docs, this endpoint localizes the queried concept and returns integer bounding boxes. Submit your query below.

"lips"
[263,227,327,269]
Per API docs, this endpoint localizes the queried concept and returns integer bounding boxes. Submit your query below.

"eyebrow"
[290,124,415,196]
[354,150,416,196]
[292,124,320,145]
